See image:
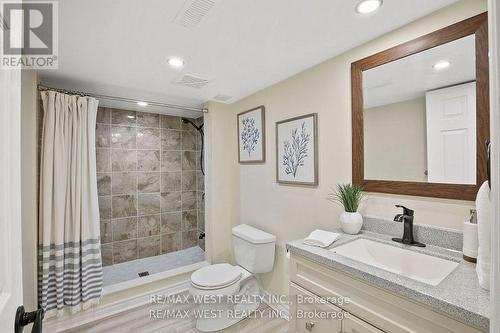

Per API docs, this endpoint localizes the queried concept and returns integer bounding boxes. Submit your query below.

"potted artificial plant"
[328,184,364,234]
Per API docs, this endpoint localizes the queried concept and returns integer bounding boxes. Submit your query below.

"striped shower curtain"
[39,91,103,317]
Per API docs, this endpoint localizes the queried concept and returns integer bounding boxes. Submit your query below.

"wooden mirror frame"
[351,13,489,201]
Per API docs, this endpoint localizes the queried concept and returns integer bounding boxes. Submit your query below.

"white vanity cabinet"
[342,315,385,333]
[290,283,382,333]
[290,284,342,333]
[289,254,486,333]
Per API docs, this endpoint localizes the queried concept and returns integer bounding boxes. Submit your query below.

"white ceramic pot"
[340,211,363,235]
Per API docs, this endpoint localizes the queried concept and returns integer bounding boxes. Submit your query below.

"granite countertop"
[286,230,490,331]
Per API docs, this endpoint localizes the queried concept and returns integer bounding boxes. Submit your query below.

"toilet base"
[190,269,261,332]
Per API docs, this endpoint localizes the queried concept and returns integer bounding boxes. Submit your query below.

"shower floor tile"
[103,246,205,286]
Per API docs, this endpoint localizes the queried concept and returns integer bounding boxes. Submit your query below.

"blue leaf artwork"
[240,117,260,157]
[282,122,310,177]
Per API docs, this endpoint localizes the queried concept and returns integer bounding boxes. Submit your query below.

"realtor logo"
[1,1,58,69]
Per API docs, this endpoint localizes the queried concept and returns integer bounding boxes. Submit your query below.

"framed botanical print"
[276,113,318,186]
[238,106,266,163]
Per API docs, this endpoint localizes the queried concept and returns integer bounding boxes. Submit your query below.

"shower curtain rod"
[37,84,206,113]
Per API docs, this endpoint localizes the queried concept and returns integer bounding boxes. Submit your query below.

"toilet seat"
[191,264,242,290]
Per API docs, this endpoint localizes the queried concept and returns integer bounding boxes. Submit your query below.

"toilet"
[189,224,276,332]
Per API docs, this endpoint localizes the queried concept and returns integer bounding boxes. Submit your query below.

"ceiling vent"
[213,94,232,102]
[175,73,210,89]
[173,0,216,28]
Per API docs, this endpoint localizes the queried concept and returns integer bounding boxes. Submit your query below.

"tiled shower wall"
[95,107,205,266]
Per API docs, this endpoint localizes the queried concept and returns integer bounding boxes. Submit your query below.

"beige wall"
[204,102,239,264]
[209,0,485,297]
[21,69,39,310]
[364,97,427,182]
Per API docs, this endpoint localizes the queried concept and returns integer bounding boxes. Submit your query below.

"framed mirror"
[351,13,489,201]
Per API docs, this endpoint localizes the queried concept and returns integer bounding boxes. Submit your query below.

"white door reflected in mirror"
[426,82,476,184]
[363,34,477,185]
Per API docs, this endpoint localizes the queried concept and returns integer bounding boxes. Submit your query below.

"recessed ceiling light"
[137,101,148,107]
[167,57,185,68]
[433,61,451,70]
[356,0,383,14]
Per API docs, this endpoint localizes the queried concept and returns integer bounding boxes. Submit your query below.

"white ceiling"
[39,0,458,115]
[364,34,475,108]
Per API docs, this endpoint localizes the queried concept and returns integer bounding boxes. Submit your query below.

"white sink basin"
[331,238,459,286]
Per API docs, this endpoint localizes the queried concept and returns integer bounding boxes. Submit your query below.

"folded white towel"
[303,230,340,248]
[476,181,492,290]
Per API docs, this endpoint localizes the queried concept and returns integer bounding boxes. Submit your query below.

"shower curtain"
[38,91,103,317]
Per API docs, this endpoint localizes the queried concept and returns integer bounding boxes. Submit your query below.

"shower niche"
[95,107,205,286]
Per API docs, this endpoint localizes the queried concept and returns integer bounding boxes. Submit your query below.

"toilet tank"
[232,224,276,273]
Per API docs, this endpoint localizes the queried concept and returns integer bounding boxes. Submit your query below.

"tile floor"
[103,246,206,286]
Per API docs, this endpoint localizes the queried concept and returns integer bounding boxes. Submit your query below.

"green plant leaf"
[327,183,364,213]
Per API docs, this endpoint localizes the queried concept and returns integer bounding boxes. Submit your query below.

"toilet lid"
[191,264,242,289]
